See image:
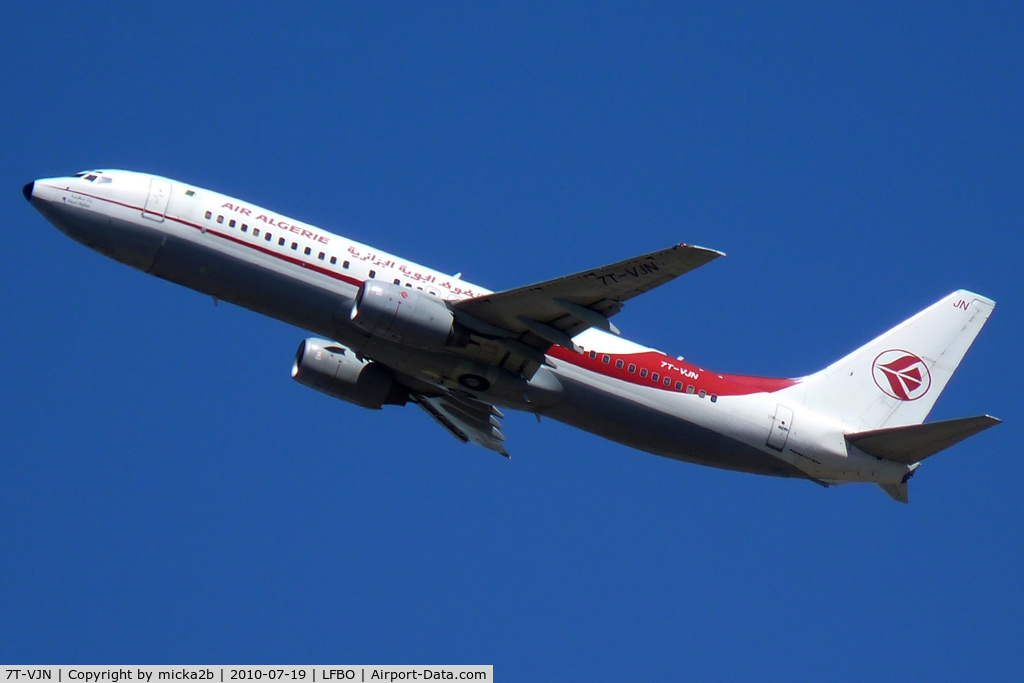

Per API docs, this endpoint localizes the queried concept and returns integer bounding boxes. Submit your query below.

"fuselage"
[24,169,915,487]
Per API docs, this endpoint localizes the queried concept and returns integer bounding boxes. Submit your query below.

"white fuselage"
[25,170,913,487]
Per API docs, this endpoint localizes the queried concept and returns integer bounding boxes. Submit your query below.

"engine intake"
[350,280,455,350]
[292,338,407,409]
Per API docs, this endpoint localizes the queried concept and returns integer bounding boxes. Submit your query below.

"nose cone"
[22,181,34,202]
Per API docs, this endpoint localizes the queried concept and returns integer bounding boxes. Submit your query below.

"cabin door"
[143,178,171,222]
[766,404,794,452]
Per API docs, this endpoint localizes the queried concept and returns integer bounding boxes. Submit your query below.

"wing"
[413,391,509,457]
[407,245,721,453]
[453,243,723,352]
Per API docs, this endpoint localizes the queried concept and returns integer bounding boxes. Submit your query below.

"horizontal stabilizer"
[848,415,1001,465]
[877,482,909,504]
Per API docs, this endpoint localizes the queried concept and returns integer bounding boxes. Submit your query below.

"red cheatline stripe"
[42,184,364,289]
[546,346,796,397]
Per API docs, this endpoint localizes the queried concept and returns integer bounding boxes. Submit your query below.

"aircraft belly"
[43,204,165,273]
[148,234,356,341]
[542,374,809,479]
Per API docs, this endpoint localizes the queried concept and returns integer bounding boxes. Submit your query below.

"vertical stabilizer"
[788,291,995,430]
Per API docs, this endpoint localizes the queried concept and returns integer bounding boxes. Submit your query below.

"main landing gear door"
[766,404,793,452]
[143,178,171,222]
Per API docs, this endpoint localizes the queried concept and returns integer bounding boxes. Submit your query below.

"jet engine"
[292,338,408,409]
[349,281,455,350]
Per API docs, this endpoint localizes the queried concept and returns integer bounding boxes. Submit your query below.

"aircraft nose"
[22,181,34,202]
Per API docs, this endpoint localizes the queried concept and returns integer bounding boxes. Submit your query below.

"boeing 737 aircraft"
[23,170,1000,502]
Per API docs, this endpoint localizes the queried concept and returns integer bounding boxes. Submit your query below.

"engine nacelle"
[350,280,455,350]
[292,338,407,409]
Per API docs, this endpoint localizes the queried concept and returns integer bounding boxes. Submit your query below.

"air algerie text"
[221,203,330,245]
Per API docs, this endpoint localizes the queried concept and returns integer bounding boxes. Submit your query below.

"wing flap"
[414,392,509,457]
[847,415,1000,465]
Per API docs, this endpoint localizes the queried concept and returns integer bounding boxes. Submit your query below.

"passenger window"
[628,364,636,373]
[204,211,212,219]
[265,233,272,241]
[652,373,659,382]
[640,369,648,378]
[241,224,248,232]
[664,377,671,386]
[710,395,718,403]
[318,252,325,260]
[252,228,260,237]
[394,278,401,285]
[699,390,706,398]
[675,381,683,390]
[602,355,610,364]
[615,360,624,369]
[304,247,311,255]
[343,261,350,269]
[330,256,337,265]
[406,283,413,288]
[217,215,224,224]
[589,351,597,359]
[229,219,236,228]
[687,385,695,394]
[369,269,376,278]
[279,237,285,246]
[291,242,298,250]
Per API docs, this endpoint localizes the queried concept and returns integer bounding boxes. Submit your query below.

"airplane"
[23,169,1000,502]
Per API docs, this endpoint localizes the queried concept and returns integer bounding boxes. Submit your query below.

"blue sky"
[2,2,1022,679]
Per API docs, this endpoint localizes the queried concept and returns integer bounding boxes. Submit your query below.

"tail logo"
[872,350,931,401]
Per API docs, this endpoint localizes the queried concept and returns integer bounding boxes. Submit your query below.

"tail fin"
[791,290,995,430]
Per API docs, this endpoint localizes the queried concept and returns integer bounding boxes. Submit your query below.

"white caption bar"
[2,668,492,683]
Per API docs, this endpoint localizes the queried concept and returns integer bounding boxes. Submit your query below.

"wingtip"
[678,243,727,258]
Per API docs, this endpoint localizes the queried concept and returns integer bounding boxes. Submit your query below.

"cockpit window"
[97,177,112,184]
[73,172,88,178]
[85,174,98,181]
